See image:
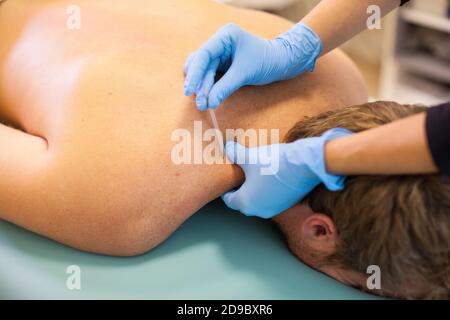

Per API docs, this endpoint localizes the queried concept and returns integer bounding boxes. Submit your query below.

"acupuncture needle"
[208,108,225,156]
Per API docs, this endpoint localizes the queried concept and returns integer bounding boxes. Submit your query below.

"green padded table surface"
[0,200,378,299]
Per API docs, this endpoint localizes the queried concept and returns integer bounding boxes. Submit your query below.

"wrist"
[314,128,353,191]
[324,136,351,175]
[276,22,323,73]
[279,128,352,192]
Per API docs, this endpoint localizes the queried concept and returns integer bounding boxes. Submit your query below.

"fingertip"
[221,192,230,202]
[196,96,207,111]
[225,140,236,149]
[224,140,238,163]
[222,191,236,208]
[208,95,221,110]
[185,83,197,97]
[183,83,196,98]
[184,80,193,96]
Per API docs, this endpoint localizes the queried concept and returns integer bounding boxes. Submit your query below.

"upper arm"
[0,123,48,220]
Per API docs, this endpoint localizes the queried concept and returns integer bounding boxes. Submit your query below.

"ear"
[301,213,337,255]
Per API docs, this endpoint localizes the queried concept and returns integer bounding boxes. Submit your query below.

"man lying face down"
[274,101,450,300]
[0,0,446,300]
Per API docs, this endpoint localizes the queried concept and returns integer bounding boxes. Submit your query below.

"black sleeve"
[426,102,450,175]
[400,0,410,6]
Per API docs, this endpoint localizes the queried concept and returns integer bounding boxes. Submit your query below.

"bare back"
[0,0,367,255]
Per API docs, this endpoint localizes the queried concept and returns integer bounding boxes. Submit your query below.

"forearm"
[302,0,401,55]
[325,112,438,175]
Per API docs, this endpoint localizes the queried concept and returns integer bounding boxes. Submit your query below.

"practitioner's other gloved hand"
[222,128,352,219]
[184,22,323,111]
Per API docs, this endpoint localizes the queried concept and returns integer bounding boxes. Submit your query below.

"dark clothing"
[426,103,450,175]
[397,0,450,174]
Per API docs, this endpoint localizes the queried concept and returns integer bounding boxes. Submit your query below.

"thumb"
[208,65,245,109]
[225,141,249,168]
[222,190,244,212]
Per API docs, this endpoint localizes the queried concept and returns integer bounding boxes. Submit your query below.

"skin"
[273,207,381,296]
[273,205,420,298]
[325,112,437,175]
[303,0,401,55]
[302,0,438,175]
[0,0,367,256]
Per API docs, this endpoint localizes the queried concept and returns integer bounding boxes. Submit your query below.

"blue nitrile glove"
[184,22,323,111]
[222,128,352,219]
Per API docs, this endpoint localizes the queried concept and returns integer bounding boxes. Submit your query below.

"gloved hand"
[222,128,352,218]
[184,22,323,111]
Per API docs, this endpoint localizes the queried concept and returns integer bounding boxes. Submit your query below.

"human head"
[274,101,450,299]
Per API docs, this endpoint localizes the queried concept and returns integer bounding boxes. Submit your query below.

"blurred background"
[218,0,450,105]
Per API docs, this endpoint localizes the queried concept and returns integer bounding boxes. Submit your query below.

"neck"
[212,82,308,149]
[195,74,327,197]
[194,79,313,199]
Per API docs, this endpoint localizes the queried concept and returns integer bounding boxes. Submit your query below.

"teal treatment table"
[0,200,378,299]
